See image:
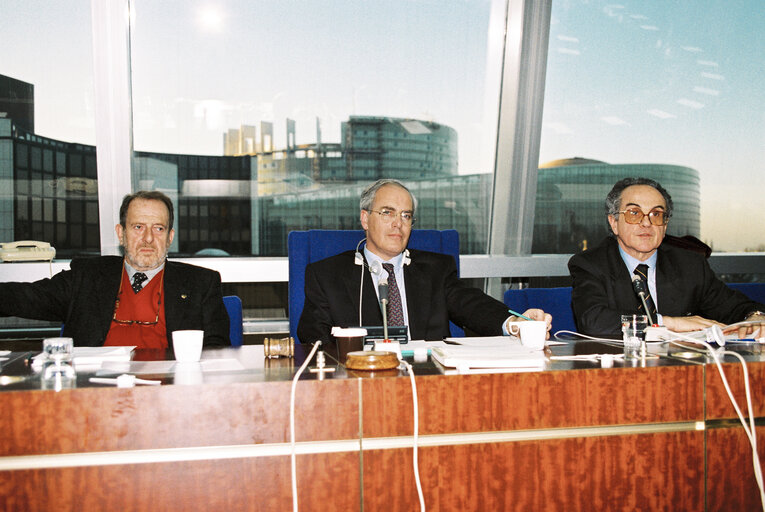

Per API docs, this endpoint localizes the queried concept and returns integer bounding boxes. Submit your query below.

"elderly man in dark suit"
[0,191,229,347]
[297,179,551,343]
[568,177,765,337]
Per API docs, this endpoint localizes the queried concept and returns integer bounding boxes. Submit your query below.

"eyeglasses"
[618,208,669,226]
[367,209,416,225]
[112,272,163,326]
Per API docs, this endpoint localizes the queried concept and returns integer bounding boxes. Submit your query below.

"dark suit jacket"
[0,256,230,347]
[568,237,765,335]
[297,249,509,343]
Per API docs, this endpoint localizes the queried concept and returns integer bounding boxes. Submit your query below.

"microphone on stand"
[631,274,655,327]
[378,278,389,341]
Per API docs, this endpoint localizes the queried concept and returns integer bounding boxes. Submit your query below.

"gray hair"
[605,177,673,219]
[359,179,418,215]
[119,190,174,230]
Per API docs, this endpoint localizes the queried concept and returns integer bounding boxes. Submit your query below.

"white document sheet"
[433,337,546,371]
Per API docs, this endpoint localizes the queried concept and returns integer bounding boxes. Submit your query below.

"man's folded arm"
[569,255,622,335]
[694,257,765,325]
[296,265,334,344]
[441,257,512,336]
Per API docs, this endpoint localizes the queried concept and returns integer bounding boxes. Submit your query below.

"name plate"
[361,325,408,344]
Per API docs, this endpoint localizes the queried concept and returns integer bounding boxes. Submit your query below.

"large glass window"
[0,1,97,334]
[537,0,764,254]
[129,0,504,257]
[0,1,99,258]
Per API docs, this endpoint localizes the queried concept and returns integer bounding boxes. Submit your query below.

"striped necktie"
[382,263,405,326]
[633,263,657,317]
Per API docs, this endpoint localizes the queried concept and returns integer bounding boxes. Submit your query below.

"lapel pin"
[181,294,188,299]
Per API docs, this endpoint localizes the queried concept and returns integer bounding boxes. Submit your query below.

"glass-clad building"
[2,115,701,258]
[0,119,100,257]
[534,158,700,253]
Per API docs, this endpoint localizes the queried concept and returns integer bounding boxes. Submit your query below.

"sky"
[1,0,763,251]
[539,0,765,251]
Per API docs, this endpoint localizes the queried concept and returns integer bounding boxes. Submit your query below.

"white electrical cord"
[553,330,624,348]
[399,359,426,511]
[661,329,765,511]
[290,340,322,512]
[555,327,764,509]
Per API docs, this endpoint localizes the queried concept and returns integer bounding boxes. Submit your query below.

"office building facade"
[2,116,700,258]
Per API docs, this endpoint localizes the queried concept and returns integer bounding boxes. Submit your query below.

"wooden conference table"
[0,339,763,511]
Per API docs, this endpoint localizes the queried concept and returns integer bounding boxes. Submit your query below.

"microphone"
[631,274,655,326]
[378,278,389,340]
[378,277,389,304]
[631,273,647,295]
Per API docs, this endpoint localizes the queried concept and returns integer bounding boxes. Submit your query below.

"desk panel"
[1,344,763,511]
[706,426,765,512]
[0,452,361,512]
[706,360,765,420]
[0,378,360,456]
[361,366,704,437]
[362,431,704,511]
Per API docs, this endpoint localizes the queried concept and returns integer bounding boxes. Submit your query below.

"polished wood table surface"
[0,340,763,511]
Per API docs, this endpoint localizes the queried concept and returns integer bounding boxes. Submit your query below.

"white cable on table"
[556,327,764,510]
[664,331,765,512]
[400,359,426,512]
[290,340,322,512]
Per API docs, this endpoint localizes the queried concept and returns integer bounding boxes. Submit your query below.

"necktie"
[132,272,148,293]
[382,263,405,326]
[633,264,657,318]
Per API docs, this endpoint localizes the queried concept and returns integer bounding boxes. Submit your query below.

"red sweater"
[104,269,167,349]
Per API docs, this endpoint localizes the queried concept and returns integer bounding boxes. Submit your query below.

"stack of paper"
[432,337,546,372]
[33,346,135,371]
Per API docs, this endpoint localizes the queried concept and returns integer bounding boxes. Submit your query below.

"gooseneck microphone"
[631,274,656,326]
[378,278,389,340]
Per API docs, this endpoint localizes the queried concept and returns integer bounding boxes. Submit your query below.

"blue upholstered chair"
[728,283,765,305]
[504,286,576,334]
[288,229,464,343]
[223,295,244,347]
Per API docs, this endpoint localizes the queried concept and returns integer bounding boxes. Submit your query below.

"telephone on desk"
[0,240,56,262]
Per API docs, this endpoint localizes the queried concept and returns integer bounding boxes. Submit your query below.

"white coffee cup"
[173,362,204,385]
[510,321,546,350]
[172,330,204,362]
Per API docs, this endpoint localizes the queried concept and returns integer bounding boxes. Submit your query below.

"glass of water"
[41,337,76,389]
[621,315,649,360]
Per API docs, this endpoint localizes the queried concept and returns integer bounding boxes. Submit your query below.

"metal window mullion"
[91,0,134,256]
[489,0,552,258]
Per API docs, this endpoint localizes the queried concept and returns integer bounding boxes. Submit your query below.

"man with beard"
[0,191,229,347]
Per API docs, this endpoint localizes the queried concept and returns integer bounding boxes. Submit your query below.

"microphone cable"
[661,330,765,511]
[354,238,382,327]
[355,238,367,327]
[399,358,426,511]
[552,330,625,349]
[290,340,322,512]
[555,327,764,509]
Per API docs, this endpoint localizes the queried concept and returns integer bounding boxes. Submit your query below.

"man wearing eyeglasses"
[297,179,551,343]
[0,191,230,348]
[569,177,765,337]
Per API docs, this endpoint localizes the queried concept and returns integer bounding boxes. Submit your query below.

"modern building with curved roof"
[534,158,700,253]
